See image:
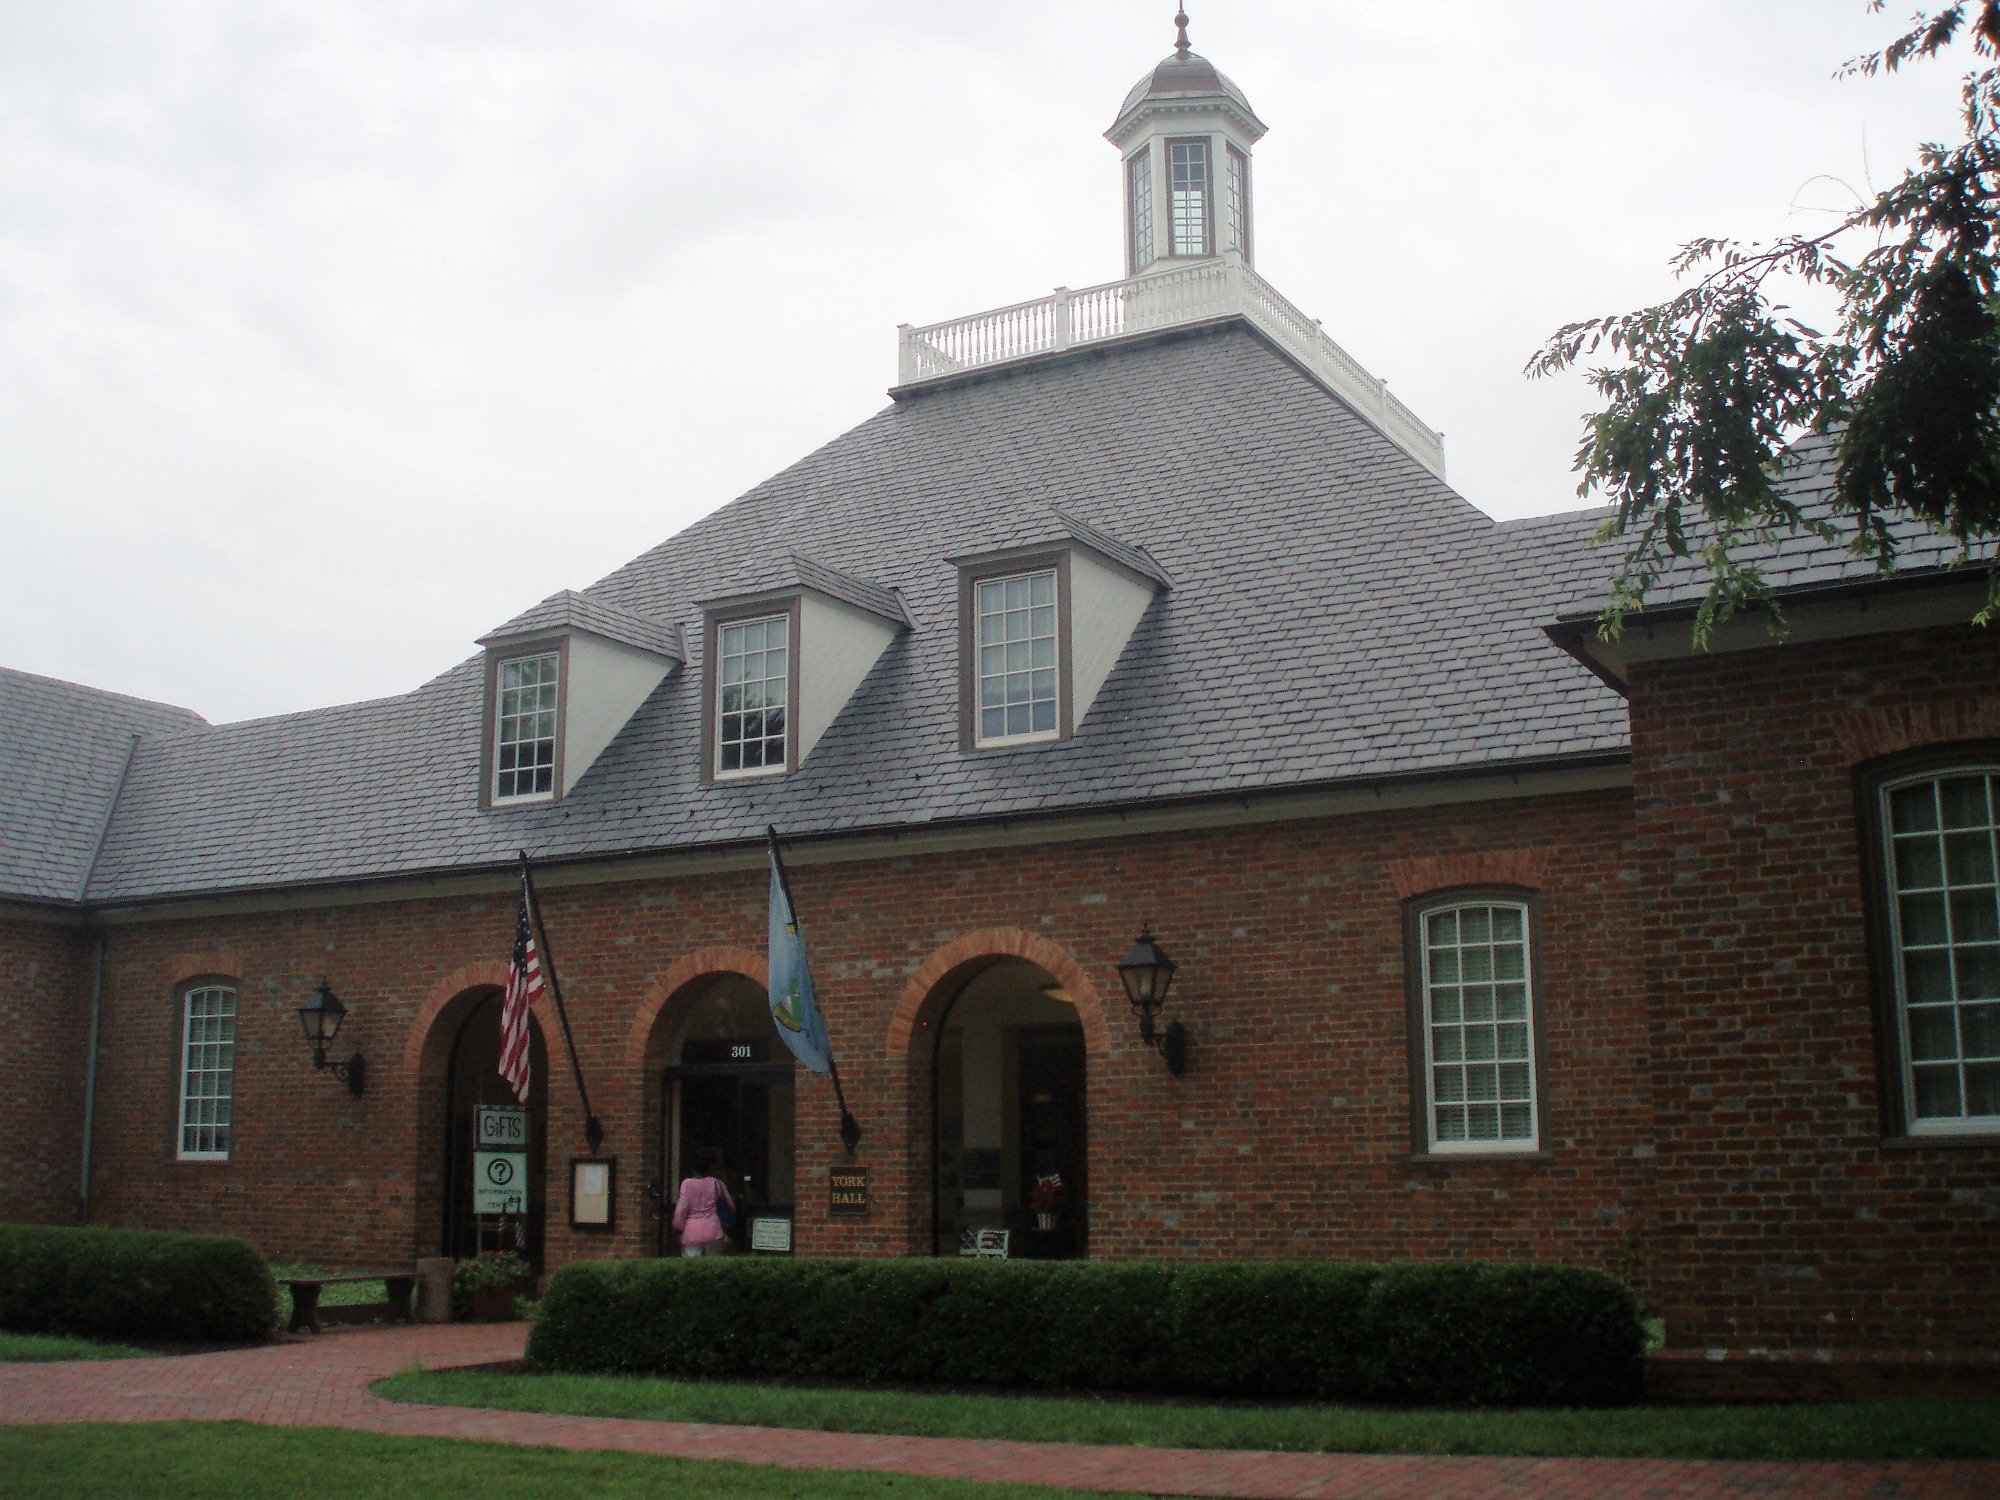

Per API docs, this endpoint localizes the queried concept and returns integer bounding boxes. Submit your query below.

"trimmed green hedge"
[527,1257,1642,1406]
[0,1224,277,1344]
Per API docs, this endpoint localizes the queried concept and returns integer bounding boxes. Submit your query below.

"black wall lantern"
[299,979,366,1096]
[1117,925,1185,1075]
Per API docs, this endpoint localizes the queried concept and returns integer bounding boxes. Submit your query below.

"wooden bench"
[281,1271,417,1334]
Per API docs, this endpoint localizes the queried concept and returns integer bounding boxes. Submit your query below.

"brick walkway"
[2,1323,1995,1498]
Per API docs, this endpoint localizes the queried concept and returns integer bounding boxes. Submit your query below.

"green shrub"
[0,1223,276,1344]
[529,1256,1642,1406]
[1360,1261,1646,1405]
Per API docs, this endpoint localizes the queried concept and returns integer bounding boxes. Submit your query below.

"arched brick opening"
[410,970,548,1261]
[624,946,771,1255]
[890,930,1108,1257]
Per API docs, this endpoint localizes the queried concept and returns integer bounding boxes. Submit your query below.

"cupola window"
[1127,147,1155,274]
[1167,138,1211,257]
[493,652,560,801]
[716,614,791,776]
[1225,143,1251,260]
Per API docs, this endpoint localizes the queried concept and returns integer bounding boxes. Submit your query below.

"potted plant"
[452,1251,532,1321]
[1028,1171,1069,1232]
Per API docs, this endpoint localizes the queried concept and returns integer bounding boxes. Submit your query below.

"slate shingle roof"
[74,325,1632,905]
[1555,430,1998,622]
[0,669,207,904]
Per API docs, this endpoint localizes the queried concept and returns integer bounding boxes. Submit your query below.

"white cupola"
[1105,8,1267,277]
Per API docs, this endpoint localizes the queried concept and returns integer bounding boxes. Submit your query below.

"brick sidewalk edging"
[2,1323,1997,1499]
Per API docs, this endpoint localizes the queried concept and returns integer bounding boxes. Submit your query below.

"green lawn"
[0,1331,151,1362]
[0,1423,1091,1500]
[376,1368,2000,1463]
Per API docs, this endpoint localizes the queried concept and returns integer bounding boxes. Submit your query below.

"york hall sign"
[829,1166,868,1217]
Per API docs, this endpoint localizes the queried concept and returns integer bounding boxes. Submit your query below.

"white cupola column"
[1105,8,1268,277]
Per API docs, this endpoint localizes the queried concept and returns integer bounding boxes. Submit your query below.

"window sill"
[175,1154,231,1164]
[490,793,556,809]
[1407,1150,1553,1166]
[1878,1131,2000,1151]
[972,733,1062,752]
[714,766,789,782]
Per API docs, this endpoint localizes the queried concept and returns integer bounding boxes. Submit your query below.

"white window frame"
[972,568,1061,748]
[1225,143,1251,260]
[177,982,237,1161]
[1417,898,1540,1154]
[1879,765,2000,1137]
[1127,146,1155,273]
[492,650,560,804]
[714,612,791,778]
[1166,137,1212,258]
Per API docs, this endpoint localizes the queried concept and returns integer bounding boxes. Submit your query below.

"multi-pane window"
[1168,138,1211,257]
[717,614,789,774]
[1128,147,1155,272]
[974,570,1059,745]
[1420,902,1538,1150]
[1882,769,2000,1132]
[178,984,236,1159]
[1225,144,1251,261]
[494,652,559,801]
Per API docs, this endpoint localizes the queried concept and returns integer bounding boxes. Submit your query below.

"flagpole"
[767,827,862,1156]
[518,851,606,1152]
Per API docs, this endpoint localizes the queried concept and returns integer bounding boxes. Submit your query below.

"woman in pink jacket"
[672,1147,735,1256]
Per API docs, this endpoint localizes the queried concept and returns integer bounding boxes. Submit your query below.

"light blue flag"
[767,844,832,1075]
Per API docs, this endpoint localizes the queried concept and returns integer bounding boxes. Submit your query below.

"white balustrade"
[896,253,1446,478]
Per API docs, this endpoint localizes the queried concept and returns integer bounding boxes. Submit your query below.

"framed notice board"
[570,1156,615,1231]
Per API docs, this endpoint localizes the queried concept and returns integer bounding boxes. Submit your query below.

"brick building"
[2,23,1995,1369]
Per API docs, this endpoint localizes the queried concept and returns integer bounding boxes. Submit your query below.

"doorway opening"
[660,975,795,1254]
[933,959,1087,1259]
[440,989,549,1268]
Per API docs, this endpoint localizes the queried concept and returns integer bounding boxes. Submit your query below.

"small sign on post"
[473,1149,528,1215]
[829,1165,869,1217]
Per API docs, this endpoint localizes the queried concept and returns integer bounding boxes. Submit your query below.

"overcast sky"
[0,1,1972,724]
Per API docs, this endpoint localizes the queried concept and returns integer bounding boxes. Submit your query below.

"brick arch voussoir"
[402,960,512,1078]
[1837,702,2000,767]
[623,945,770,1070]
[1388,848,1552,902]
[887,928,1109,1059]
[161,950,249,987]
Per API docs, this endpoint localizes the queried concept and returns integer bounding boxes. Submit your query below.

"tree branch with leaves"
[1530,2,2000,644]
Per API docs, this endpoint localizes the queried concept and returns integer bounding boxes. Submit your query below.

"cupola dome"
[1105,10,1266,275]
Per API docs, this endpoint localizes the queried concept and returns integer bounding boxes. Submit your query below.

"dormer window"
[716,613,792,776]
[699,557,906,783]
[476,590,682,809]
[954,515,1168,754]
[975,570,1060,745]
[1167,138,1211,257]
[493,650,560,802]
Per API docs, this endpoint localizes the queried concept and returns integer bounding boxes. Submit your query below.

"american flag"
[499,885,540,1104]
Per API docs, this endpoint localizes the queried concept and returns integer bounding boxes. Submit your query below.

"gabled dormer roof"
[478,589,684,661]
[700,554,910,629]
[949,509,1171,590]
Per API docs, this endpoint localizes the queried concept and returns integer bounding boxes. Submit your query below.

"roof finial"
[1173,6,1191,58]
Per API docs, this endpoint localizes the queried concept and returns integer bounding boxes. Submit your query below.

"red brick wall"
[0,917,91,1224]
[82,788,1649,1283]
[1629,622,2000,1355]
